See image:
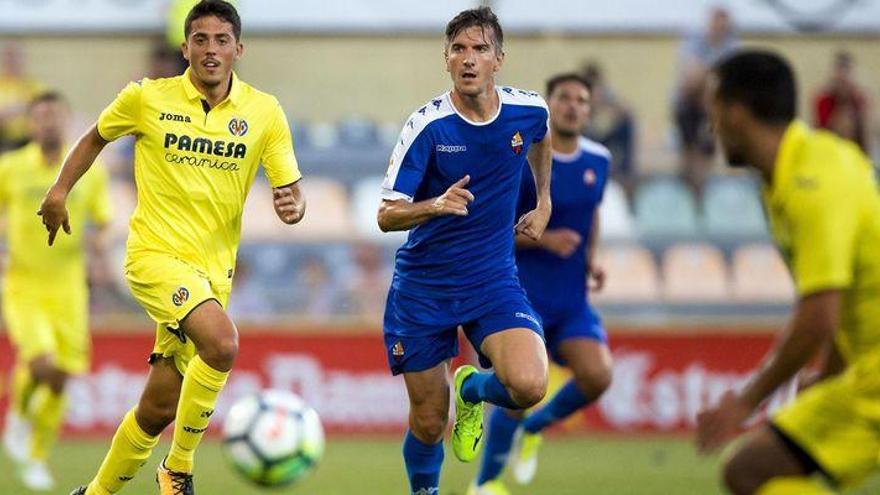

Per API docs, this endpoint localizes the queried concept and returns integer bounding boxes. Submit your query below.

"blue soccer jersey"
[382,87,549,298]
[516,137,611,315]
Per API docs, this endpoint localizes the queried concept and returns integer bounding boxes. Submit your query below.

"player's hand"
[273,186,305,225]
[37,186,71,246]
[696,390,752,454]
[515,201,551,241]
[589,263,607,292]
[432,175,474,217]
[539,228,582,258]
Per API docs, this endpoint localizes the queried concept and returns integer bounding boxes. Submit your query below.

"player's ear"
[234,42,244,61]
[494,50,504,72]
[181,42,189,62]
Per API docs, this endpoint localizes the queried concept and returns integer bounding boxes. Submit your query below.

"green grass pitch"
[4,436,879,494]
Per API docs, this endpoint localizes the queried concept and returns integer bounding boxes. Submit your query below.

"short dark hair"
[713,50,796,125]
[184,0,241,41]
[445,7,504,53]
[546,73,592,98]
[28,91,67,112]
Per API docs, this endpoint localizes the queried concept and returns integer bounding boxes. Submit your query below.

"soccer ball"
[221,389,325,487]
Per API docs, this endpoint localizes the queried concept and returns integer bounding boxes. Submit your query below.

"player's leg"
[470,407,524,494]
[83,356,181,495]
[162,300,236,476]
[471,328,549,408]
[402,363,449,495]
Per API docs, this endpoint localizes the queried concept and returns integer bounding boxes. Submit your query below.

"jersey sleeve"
[381,117,434,202]
[532,99,550,143]
[96,81,144,141]
[784,175,859,296]
[87,160,113,226]
[261,102,302,188]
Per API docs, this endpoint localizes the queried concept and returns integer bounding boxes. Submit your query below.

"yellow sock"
[164,355,228,473]
[756,476,834,495]
[87,408,159,495]
[28,385,67,461]
[11,362,37,416]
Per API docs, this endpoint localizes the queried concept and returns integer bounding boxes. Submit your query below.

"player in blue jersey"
[468,73,614,495]
[377,7,553,495]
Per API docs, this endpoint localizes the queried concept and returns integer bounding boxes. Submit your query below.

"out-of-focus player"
[469,73,613,495]
[697,50,880,495]
[377,7,553,494]
[37,2,306,494]
[0,91,111,491]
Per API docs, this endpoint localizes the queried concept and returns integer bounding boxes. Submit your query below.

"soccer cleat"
[69,487,87,495]
[2,411,31,464]
[511,427,543,485]
[156,459,195,495]
[467,479,512,495]
[452,365,484,463]
[21,460,55,491]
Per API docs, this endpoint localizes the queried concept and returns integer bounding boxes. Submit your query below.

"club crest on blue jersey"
[228,118,248,137]
[392,341,405,361]
[584,169,597,185]
[172,286,190,307]
[511,131,524,154]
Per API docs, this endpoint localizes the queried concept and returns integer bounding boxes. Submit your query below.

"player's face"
[445,26,503,97]
[28,100,68,150]
[182,15,243,88]
[705,74,748,166]
[548,81,590,138]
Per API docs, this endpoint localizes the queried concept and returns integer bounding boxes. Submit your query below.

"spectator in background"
[296,254,341,321]
[814,51,870,153]
[673,6,738,197]
[345,242,391,322]
[146,41,185,79]
[0,44,44,152]
[581,61,636,196]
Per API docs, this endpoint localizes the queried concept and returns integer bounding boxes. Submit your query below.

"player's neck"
[39,142,63,165]
[551,131,579,155]
[749,124,787,184]
[188,70,232,109]
[450,86,499,123]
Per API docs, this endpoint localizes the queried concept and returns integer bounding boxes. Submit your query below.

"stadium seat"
[661,243,729,302]
[731,243,794,303]
[599,179,636,241]
[337,116,379,147]
[350,176,408,245]
[307,122,340,150]
[591,244,660,303]
[634,176,699,240]
[703,174,767,240]
[290,119,310,150]
[378,121,402,149]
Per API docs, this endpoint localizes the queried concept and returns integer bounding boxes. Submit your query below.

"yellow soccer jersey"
[0,142,112,293]
[763,120,880,362]
[96,69,301,285]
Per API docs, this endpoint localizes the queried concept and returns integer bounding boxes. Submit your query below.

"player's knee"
[410,410,448,443]
[137,400,177,435]
[45,370,68,395]
[723,447,761,495]
[202,335,239,371]
[508,373,547,408]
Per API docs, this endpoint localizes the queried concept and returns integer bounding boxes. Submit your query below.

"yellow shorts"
[772,350,880,488]
[124,252,231,376]
[1,285,90,374]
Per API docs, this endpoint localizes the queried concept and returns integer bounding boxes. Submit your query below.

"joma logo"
[160,112,192,123]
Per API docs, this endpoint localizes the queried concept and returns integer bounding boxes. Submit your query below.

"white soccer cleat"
[21,460,55,491]
[467,479,511,495]
[511,427,542,485]
[2,412,31,464]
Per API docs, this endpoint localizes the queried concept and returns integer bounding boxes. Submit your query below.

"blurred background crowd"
[1,0,878,328]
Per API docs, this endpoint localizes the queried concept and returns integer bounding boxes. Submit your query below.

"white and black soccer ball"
[222,389,325,487]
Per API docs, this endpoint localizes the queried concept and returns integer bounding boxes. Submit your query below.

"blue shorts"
[383,284,544,375]
[539,302,607,365]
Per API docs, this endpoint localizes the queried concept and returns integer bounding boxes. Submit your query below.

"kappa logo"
[413,489,438,495]
[515,311,540,327]
[392,341,405,361]
[228,117,249,137]
[511,131,524,154]
[436,144,467,153]
[172,286,190,307]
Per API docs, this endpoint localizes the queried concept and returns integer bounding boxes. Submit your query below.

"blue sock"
[460,371,519,409]
[522,379,590,433]
[476,408,521,485]
[403,429,444,494]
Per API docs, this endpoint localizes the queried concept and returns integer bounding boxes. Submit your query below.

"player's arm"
[38,125,109,245]
[378,175,473,232]
[515,133,552,240]
[272,181,306,225]
[587,210,606,291]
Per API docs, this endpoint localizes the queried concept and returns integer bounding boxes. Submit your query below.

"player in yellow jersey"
[696,50,880,495]
[0,91,112,491]
[37,2,306,494]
